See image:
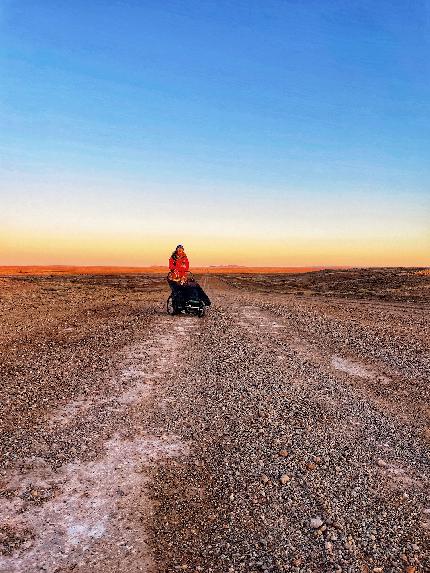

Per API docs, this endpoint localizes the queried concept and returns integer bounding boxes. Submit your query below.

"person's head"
[176,244,184,256]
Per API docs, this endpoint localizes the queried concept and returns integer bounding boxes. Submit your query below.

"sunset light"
[1,1,428,268]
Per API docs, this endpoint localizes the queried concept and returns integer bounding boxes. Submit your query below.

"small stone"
[372,568,383,573]
[280,474,290,484]
[310,517,323,529]
[406,567,416,573]
[261,474,270,484]
[306,462,316,471]
[376,459,387,467]
[279,449,289,457]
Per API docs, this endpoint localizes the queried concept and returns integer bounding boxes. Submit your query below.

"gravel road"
[1,272,429,573]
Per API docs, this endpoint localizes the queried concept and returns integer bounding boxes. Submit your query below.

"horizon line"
[0,264,428,278]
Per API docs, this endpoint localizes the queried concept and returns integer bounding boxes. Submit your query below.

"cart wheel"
[198,305,205,318]
[167,295,177,315]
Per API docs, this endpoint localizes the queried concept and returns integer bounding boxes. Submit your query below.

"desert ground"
[0,269,429,572]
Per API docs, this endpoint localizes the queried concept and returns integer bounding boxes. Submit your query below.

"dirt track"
[0,272,429,572]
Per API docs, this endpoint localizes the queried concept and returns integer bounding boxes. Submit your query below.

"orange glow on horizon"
[1,226,428,268]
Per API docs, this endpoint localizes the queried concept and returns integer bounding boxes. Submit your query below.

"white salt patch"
[331,356,374,379]
[0,433,188,573]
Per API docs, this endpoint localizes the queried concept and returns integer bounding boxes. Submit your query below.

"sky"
[1,0,429,267]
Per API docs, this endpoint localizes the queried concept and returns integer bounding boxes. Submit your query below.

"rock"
[261,474,270,484]
[310,517,323,529]
[376,459,387,468]
[279,449,289,457]
[306,462,316,471]
[280,474,290,484]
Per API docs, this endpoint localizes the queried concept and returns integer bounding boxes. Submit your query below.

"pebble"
[310,517,324,529]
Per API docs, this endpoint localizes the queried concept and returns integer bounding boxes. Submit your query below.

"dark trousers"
[167,279,185,305]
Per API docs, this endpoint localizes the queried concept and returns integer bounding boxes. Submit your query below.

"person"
[167,244,190,306]
[166,244,211,310]
[168,244,189,283]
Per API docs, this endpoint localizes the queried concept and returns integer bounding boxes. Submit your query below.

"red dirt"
[0,265,332,276]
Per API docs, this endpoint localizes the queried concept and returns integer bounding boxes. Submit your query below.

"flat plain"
[0,268,429,572]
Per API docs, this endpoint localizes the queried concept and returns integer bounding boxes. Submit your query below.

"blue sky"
[1,0,429,265]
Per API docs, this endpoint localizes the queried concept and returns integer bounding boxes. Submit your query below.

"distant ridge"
[208,264,246,268]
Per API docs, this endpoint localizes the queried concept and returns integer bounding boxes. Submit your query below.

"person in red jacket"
[168,244,189,281]
[166,244,211,312]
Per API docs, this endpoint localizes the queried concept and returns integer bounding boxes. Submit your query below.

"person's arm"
[184,256,190,271]
[169,257,175,271]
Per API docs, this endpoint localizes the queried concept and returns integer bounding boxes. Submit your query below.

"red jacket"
[169,254,189,277]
